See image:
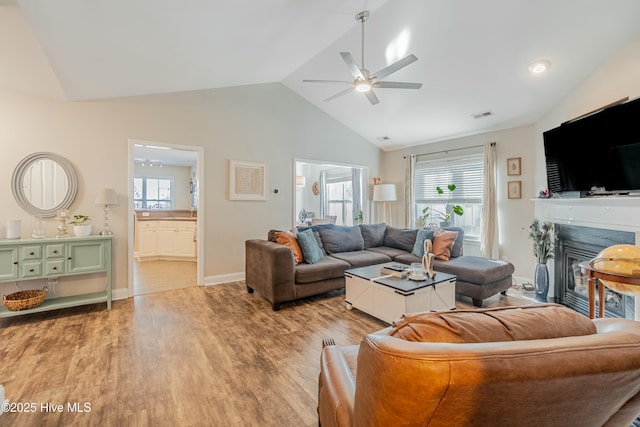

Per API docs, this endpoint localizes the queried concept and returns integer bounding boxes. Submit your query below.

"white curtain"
[404,155,416,228]
[481,142,498,258]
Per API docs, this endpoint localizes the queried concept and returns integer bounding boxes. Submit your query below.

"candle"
[6,220,21,239]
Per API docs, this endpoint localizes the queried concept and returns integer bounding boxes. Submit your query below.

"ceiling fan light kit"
[303,10,422,105]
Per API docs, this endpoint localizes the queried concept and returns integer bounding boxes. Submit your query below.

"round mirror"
[11,152,78,217]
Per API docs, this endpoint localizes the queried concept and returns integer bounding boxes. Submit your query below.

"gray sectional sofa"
[245,224,514,311]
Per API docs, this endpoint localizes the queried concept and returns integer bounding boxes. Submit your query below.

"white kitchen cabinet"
[135,219,196,260]
[136,221,157,256]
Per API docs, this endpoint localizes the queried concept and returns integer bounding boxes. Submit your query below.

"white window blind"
[414,155,484,204]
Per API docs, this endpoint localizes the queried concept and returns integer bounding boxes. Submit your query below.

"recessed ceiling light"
[528,60,551,74]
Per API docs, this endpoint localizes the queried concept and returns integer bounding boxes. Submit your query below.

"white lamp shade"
[95,188,119,205]
[373,184,397,202]
[295,176,306,187]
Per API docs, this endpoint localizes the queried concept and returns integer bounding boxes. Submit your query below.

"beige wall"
[0,83,381,296]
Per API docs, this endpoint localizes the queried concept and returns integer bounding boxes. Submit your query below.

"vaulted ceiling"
[4,0,640,150]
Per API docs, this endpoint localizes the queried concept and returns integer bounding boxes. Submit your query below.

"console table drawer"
[21,261,42,278]
[45,260,65,275]
[45,244,65,259]
[20,245,42,260]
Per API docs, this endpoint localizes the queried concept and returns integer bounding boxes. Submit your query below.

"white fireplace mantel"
[534,196,640,320]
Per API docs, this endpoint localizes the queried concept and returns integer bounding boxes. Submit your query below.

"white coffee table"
[345,263,456,324]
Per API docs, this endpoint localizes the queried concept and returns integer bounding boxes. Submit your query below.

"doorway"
[127,140,205,296]
[294,159,368,227]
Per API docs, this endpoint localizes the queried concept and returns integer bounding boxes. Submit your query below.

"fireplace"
[553,224,635,319]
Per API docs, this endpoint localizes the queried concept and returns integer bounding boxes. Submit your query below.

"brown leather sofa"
[318,304,640,427]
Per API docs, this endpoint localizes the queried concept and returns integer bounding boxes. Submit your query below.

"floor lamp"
[373,184,396,225]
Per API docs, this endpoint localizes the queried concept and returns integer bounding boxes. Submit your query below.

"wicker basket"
[3,288,48,311]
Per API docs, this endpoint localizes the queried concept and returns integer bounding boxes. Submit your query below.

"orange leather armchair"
[318,304,640,427]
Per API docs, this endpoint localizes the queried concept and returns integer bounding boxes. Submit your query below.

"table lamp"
[95,188,118,236]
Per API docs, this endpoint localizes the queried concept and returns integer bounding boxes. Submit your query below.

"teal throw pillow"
[297,229,324,264]
[412,229,435,257]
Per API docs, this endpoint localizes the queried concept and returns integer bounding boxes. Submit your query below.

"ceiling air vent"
[472,110,494,119]
[376,136,390,142]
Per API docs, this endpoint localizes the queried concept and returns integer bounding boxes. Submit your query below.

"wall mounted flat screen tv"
[543,97,640,196]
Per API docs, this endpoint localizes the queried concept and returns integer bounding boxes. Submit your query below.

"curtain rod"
[403,142,495,159]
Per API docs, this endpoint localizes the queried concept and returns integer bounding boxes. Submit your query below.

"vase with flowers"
[528,219,554,301]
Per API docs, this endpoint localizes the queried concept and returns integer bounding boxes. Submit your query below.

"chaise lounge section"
[245,223,514,311]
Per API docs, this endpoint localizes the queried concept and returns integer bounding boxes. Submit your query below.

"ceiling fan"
[303,10,422,105]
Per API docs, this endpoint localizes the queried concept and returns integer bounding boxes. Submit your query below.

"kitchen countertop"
[135,210,197,221]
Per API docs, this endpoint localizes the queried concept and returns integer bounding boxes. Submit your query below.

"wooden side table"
[578,261,640,318]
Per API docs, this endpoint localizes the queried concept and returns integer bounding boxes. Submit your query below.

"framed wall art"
[229,160,266,201]
[507,180,522,199]
[507,157,521,176]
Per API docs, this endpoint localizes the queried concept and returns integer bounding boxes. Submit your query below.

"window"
[134,177,173,209]
[413,155,483,241]
[326,181,353,225]
[320,168,363,226]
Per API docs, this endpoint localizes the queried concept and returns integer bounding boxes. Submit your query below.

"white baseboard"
[112,288,130,300]
[203,272,245,286]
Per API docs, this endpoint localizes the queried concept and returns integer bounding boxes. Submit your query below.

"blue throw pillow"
[297,229,324,264]
[412,229,435,257]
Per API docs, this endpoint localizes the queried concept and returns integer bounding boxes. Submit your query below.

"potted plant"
[419,184,464,228]
[528,219,554,301]
[354,210,363,224]
[70,214,92,237]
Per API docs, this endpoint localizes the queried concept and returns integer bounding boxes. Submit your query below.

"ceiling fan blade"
[324,87,354,102]
[372,54,418,80]
[375,81,423,89]
[364,89,379,105]
[303,79,353,84]
[340,52,364,80]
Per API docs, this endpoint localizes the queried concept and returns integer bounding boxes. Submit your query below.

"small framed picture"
[507,157,521,176]
[508,181,522,199]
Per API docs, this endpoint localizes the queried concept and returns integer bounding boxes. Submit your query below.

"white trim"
[203,272,245,286]
[112,287,129,301]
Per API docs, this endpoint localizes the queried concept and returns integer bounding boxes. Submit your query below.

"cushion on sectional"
[367,246,410,259]
[432,255,514,285]
[319,226,364,254]
[412,229,435,257]
[389,304,596,343]
[432,228,458,261]
[359,223,387,248]
[383,227,419,252]
[297,228,324,264]
[330,251,391,268]
[274,231,303,264]
[295,256,351,284]
[442,226,465,257]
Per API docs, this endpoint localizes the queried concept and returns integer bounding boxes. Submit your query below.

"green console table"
[0,235,112,318]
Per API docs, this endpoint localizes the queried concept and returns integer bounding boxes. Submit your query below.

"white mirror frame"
[11,152,78,217]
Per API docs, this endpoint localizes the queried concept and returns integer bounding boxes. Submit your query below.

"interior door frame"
[127,139,205,296]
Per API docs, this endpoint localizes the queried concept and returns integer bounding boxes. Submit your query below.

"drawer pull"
[53,250,58,254]
[67,257,72,260]
[13,261,18,265]
[53,267,58,270]
[29,252,35,256]
[29,268,34,272]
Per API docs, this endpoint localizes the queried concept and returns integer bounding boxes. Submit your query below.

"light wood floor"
[0,281,528,426]
[133,260,197,295]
